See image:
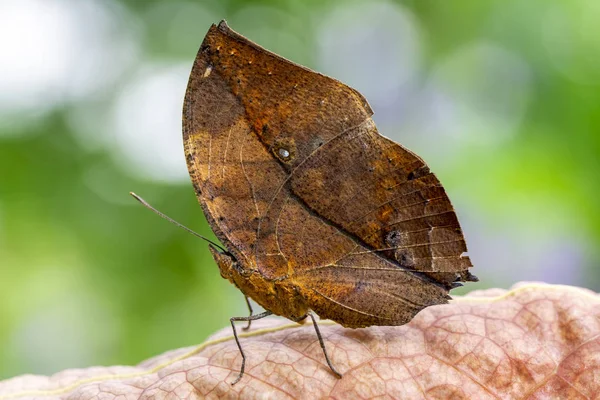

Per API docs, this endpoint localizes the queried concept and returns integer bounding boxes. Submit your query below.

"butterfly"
[181,20,477,385]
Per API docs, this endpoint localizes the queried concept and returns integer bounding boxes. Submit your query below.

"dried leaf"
[1,282,599,399]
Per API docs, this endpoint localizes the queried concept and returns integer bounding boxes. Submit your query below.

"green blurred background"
[1,0,599,378]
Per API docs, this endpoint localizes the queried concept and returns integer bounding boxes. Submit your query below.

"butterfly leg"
[306,312,342,379]
[230,310,272,385]
[242,296,253,331]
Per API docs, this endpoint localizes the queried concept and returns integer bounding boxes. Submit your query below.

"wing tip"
[217,19,229,30]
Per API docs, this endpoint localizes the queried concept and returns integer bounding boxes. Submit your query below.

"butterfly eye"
[278,148,290,159]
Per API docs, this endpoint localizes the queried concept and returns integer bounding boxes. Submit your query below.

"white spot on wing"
[278,148,290,158]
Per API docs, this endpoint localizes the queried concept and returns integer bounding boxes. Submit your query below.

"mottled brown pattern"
[183,21,476,329]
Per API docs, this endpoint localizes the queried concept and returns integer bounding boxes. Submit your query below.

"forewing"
[183,21,371,277]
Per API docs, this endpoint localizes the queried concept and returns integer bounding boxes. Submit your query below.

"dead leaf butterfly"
[180,20,476,385]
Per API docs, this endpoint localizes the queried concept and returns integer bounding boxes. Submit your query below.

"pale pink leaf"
[1,282,599,399]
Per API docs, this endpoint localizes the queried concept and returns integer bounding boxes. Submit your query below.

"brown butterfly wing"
[290,119,474,285]
[183,20,371,278]
[183,21,473,328]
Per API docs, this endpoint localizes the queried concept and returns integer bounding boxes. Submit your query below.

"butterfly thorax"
[209,245,308,321]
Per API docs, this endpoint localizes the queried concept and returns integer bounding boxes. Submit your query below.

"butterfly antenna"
[129,192,228,253]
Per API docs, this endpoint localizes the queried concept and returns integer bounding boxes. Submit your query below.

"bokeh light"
[1,0,599,379]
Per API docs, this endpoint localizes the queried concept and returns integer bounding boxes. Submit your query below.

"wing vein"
[349,239,465,255]
[239,137,260,219]
[221,125,234,179]
[312,288,395,321]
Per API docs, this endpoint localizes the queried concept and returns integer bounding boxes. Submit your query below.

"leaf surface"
[1,282,599,399]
